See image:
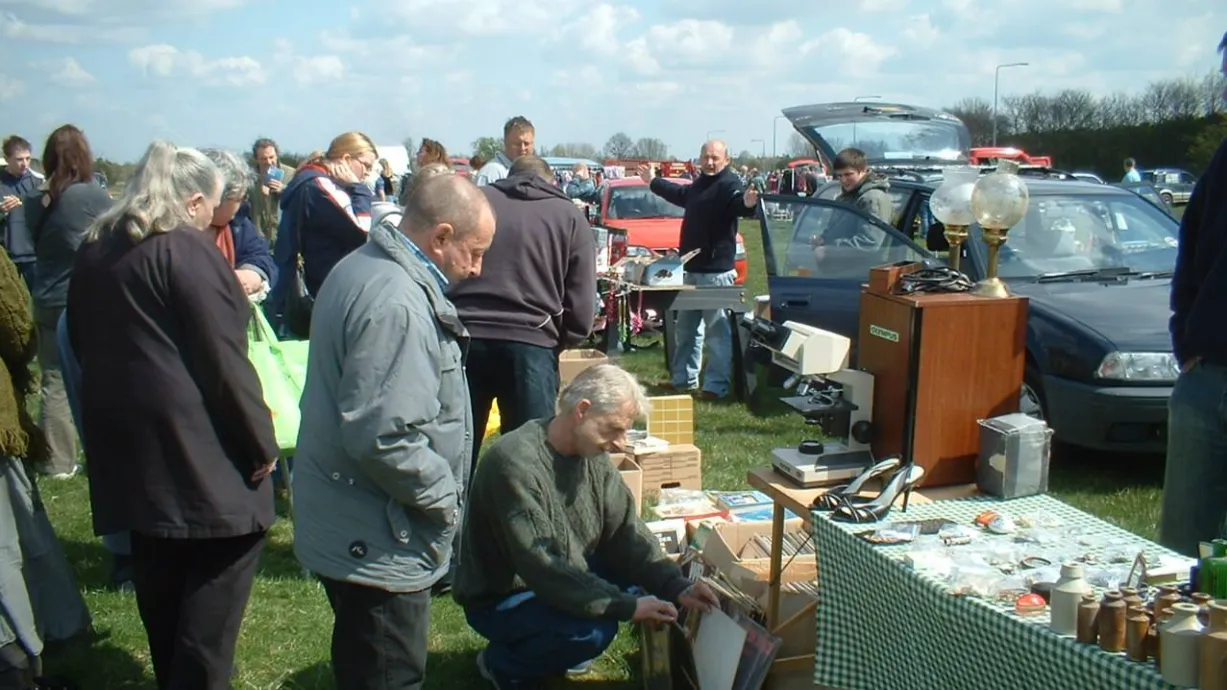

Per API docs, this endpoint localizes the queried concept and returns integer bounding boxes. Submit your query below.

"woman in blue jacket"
[267,132,377,337]
[202,149,277,300]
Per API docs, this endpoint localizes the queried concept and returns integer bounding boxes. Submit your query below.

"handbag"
[282,196,313,339]
[247,304,308,456]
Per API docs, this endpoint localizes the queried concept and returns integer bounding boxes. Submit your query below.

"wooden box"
[857,290,1028,488]
[558,349,608,385]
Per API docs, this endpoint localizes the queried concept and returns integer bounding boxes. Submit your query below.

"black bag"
[283,199,313,339]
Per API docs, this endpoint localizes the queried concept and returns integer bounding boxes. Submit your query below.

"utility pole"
[772,115,786,158]
[993,62,1028,147]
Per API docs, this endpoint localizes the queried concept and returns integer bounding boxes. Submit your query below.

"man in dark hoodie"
[449,154,596,474]
[641,140,758,400]
[1160,31,1227,558]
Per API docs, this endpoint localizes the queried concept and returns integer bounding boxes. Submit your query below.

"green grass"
[36,220,1164,688]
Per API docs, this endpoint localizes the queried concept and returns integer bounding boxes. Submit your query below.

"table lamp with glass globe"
[969,160,1030,298]
[928,165,979,272]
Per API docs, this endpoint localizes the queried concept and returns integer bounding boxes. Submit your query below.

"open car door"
[759,195,932,345]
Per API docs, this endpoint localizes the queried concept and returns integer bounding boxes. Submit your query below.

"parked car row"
[761,101,1178,454]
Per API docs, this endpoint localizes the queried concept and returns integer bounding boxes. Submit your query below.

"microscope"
[742,314,876,487]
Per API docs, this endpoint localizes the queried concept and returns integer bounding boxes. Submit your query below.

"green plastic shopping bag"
[247,306,308,457]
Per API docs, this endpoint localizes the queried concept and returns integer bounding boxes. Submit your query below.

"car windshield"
[607,186,685,219]
[805,119,968,162]
[991,193,1178,279]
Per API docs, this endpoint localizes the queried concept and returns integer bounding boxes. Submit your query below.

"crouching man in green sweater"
[453,363,719,689]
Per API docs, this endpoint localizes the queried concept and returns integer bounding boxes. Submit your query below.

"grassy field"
[36,220,1166,688]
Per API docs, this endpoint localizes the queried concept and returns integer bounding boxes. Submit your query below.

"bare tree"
[786,131,813,158]
[1049,89,1098,131]
[603,132,634,158]
[946,97,998,146]
[631,137,669,159]
[1200,71,1227,114]
[547,142,600,159]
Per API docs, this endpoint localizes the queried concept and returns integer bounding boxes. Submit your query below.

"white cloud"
[382,0,570,37]
[0,0,247,17]
[902,14,941,48]
[800,28,898,78]
[0,10,143,43]
[861,0,909,10]
[292,55,345,86]
[1069,0,1122,11]
[47,57,95,87]
[555,3,640,56]
[129,43,265,87]
[0,73,23,101]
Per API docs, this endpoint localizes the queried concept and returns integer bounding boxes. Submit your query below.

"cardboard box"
[761,586,818,690]
[610,455,643,515]
[631,444,702,496]
[558,349,608,385]
[702,518,815,599]
[647,395,695,445]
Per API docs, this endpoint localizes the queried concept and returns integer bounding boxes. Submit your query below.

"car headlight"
[1095,352,1179,382]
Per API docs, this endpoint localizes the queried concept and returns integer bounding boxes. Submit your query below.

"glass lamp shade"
[971,159,1030,230]
[929,165,979,227]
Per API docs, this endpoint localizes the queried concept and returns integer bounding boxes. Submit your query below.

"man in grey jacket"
[292,174,496,690]
[833,147,892,224]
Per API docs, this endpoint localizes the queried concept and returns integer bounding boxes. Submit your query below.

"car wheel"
[1020,365,1046,420]
[1161,191,1173,206]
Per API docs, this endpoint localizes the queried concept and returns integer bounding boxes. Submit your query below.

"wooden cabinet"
[857,290,1028,488]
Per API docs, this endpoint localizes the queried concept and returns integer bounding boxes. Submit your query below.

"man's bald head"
[698,139,731,176]
[400,174,496,282]
[508,154,553,182]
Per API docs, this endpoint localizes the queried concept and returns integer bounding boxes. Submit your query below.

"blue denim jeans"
[1160,360,1227,557]
[465,339,560,477]
[670,270,738,397]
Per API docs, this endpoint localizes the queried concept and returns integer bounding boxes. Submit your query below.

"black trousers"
[129,531,265,690]
[465,338,560,477]
[321,578,431,690]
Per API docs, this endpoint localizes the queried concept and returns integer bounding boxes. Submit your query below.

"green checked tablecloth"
[809,493,1182,690]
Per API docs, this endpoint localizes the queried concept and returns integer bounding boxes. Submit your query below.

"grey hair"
[87,141,221,242]
[557,363,651,419]
[401,174,492,239]
[398,162,453,206]
[201,148,255,200]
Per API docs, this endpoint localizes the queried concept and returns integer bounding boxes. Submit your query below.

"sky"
[0,0,1224,162]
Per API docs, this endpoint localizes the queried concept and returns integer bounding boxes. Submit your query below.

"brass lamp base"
[970,276,1011,298]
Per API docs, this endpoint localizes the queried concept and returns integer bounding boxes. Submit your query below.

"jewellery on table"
[1020,556,1053,569]
[812,456,903,511]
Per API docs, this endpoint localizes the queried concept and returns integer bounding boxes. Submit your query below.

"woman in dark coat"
[65,141,278,690]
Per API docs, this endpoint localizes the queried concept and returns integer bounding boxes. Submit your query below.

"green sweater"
[453,419,691,621]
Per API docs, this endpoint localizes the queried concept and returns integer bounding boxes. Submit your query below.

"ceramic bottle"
[1160,602,1204,687]
[1126,613,1150,662]
[1201,601,1227,690]
[1122,587,1144,612]
[1154,609,1174,668]
[1099,591,1128,653]
[1155,586,1182,620]
[1051,563,1091,636]
[1195,592,1214,627]
[1076,594,1100,644]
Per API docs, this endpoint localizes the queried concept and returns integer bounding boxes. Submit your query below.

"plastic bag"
[248,306,307,456]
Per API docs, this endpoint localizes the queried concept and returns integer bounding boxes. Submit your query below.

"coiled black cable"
[895,266,974,294]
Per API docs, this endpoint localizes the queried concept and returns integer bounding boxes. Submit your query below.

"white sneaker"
[48,464,81,480]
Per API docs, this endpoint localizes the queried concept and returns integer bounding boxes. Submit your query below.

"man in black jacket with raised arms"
[640,140,758,400]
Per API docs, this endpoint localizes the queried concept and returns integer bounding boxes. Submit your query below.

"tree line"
[948,72,1227,175]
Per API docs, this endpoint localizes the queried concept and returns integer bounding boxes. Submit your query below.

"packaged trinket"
[986,514,1017,535]
[1015,593,1046,617]
[974,510,1000,529]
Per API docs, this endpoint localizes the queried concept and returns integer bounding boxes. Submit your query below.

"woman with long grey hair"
[200,148,277,299]
[65,141,278,690]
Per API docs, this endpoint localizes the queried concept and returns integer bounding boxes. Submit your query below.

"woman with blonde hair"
[375,158,396,202]
[268,131,377,338]
[65,140,278,690]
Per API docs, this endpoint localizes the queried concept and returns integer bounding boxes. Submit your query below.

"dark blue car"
[763,102,1178,453]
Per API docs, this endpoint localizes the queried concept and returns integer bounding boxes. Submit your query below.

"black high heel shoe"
[830,463,926,524]
[812,456,903,511]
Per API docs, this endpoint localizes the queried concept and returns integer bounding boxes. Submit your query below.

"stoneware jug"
[1161,602,1204,687]
[1200,601,1227,690]
[1050,563,1090,636]
[1099,591,1128,653]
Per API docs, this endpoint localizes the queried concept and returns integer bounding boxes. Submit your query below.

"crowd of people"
[0,114,745,690]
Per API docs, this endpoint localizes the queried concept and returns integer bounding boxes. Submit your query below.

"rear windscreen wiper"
[1036,266,1133,283]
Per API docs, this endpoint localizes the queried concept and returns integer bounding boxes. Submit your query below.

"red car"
[450,156,473,178]
[599,177,748,285]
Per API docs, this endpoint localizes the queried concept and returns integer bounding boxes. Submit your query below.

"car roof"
[607,177,692,188]
[888,175,1136,197]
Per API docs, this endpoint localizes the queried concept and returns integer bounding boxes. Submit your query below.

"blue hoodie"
[267,165,372,316]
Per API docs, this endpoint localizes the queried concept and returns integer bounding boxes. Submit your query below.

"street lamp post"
[772,115,786,158]
[993,62,1028,147]
[750,139,765,158]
